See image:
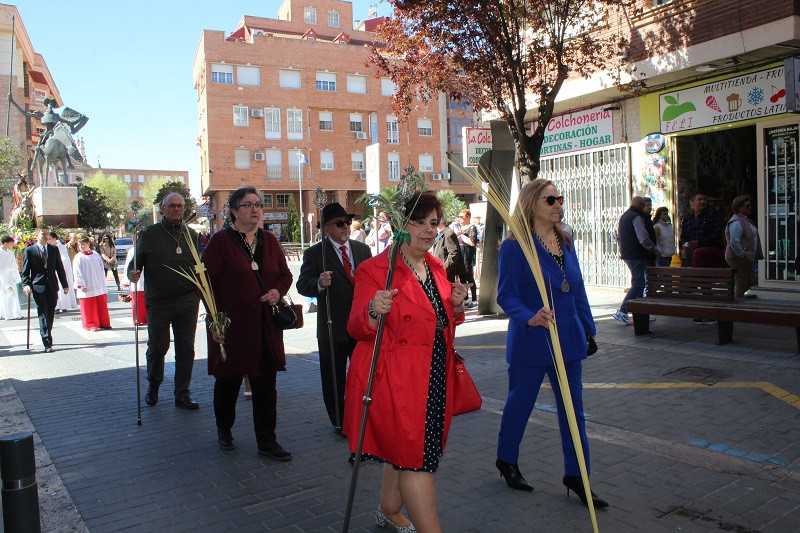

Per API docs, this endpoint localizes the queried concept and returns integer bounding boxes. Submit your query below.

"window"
[388,153,400,181]
[124,175,131,183]
[265,108,281,139]
[418,154,434,172]
[211,64,234,84]
[351,152,364,171]
[328,10,340,27]
[381,78,396,96]
[279,69,301,89]
[417,118,433,136]
[233,105,249,127]
[276,193,291,208]
[319,111,333,131]
[287,109,303,140]
[320,151,334,170]
[32,89,46,106]
[386,115,399,144]
[449,99,470,110]
[138,175,145,183]
[263,194,273,208]
[350,113,363,132]
[266,149,282,180]
[304,6,317,23]
[235,148,251,169]
[236,65,260,86]
[126,190,132,198]
[316,72,336,91]
[347,74,367,94]
[138,190,144,198]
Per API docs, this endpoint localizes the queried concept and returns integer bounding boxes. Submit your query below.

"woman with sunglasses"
[344,191,468,532]
[201,186,294,460]
[494,179,607,508]
[725,195,762,298]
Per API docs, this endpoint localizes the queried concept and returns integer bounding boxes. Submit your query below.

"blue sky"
[16,1,390,198]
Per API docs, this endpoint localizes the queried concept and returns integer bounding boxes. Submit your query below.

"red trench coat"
[344,249,465,469]
[201,228,293,377]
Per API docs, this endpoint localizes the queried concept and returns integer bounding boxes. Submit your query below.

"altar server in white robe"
[0,236,21,320]
[73,237,111,331]
[50,232,78,312]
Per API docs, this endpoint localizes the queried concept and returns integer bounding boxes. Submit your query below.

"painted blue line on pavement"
[687,440,790,467]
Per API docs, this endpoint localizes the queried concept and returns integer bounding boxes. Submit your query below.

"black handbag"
[271,295,303,330]
[587,335,598,356]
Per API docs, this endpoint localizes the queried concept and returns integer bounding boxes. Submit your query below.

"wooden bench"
[280,242,303,261]
[626,267,800,352]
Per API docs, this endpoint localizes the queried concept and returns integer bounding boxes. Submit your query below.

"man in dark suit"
[432,217,467,282]
[21,227,68,352]
[297,203,371,434]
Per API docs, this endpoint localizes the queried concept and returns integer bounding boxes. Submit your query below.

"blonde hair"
[351,220,362,231]
[515,179,572,250]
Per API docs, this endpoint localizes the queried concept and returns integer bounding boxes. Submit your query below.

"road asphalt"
[0,261,798,532]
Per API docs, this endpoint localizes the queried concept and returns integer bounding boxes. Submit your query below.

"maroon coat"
[201,228,293,378]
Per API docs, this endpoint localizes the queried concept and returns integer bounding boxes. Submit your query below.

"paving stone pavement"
[0,264,799,532]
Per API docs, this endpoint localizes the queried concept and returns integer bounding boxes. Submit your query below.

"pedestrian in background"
[297,202,371,434]
[653,207,676,267]
[432,217,466,282]
[495,179,607,509]
[73,236,111,331]
[202,186,294,460]
[50,230,78,313]
[349,219,366,243]
[0,235,22,320]
[455,209,478,308]
[679,190,724,267]
[127,193,201,410]
[725,195,763,298]
[21,227,68,352]
[344,191,467,533]
[99,234,120,291]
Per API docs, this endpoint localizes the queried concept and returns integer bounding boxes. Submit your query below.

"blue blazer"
[497,236,595,367]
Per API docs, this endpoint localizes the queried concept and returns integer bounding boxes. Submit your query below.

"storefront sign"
[659,66,787,133]
[530,106,615,157]
[462,127,492,167]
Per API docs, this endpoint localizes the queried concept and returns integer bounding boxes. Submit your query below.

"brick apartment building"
[193,0,478,236]
[503,0,800,292]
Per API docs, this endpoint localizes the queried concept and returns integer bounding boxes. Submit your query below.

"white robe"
[55,242,78,310]
[120,247,144,292]
[0,248,21,320]
[73,252,108,299]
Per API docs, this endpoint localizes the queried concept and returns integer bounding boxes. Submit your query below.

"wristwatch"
[368,299,380,320]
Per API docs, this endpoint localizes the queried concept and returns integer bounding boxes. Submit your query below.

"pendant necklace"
[161,221,183,254]
[235,226,259,270]
[534,230,570,293]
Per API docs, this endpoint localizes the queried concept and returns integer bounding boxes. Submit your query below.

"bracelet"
[368,299,380,320]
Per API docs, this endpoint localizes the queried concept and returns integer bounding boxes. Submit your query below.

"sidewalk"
[0,276,799,532]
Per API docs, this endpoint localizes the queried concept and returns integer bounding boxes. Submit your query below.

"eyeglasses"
[327,219,351,228]
[236,202,263,210]
[407,218,439,229]
[166,203,185,209]
[539,195,564,206]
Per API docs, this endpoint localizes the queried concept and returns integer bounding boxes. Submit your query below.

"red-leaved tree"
[370,0,640,182]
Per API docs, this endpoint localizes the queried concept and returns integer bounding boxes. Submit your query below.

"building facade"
[193,0,476,236]
[526,0,800,291]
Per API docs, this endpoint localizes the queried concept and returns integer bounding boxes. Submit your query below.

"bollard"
[0,432,41,533]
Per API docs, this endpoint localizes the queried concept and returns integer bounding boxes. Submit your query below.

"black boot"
[563,475,608,508]
[496,458,533,491]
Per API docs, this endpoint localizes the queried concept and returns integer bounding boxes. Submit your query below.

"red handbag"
[452,352,482,415]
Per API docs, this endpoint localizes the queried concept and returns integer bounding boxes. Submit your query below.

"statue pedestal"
[33,187,79,228]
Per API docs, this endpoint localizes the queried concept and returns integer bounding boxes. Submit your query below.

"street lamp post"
[296,152,308,245]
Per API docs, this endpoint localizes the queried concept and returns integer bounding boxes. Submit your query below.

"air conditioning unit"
[431,173,442,181]
[442,172,451,181]
[254,151,265,161]
[358,172,367,180]
[254,30,266,36]
[251,108,264,118]
[355,131,368,140]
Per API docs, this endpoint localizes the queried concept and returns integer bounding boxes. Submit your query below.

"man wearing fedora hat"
[297,202,372,434]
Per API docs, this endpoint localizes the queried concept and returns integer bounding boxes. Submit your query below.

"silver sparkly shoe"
[376,506,416,533]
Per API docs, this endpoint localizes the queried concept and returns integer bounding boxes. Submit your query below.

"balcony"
[289,167,304,181]
[267,165,282,180]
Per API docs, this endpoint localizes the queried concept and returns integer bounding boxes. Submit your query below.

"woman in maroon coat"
[344,192,468,533]
[202,186,293,460]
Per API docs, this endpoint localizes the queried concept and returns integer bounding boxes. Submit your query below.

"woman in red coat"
[202,186,293,460]
[344,192,468,533]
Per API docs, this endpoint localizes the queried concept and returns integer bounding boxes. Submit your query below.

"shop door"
[764,125,799,281]
[539,145,630,287]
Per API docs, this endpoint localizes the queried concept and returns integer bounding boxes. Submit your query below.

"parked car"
[115,237,134,263]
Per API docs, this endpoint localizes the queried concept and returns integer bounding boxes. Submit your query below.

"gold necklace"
[161,221,183,254]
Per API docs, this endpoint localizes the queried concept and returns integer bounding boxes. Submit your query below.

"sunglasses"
[328,219,352,228]
[539,195,564,206]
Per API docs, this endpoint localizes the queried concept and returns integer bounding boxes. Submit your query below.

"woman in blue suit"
[494,179,607,508]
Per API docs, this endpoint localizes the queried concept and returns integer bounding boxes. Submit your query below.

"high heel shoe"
[496,458,534,491]
[562,475,608,508]
[376,506,416,533]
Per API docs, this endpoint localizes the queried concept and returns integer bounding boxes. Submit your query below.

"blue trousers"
[620,258,648,314]
[496,360,590,477]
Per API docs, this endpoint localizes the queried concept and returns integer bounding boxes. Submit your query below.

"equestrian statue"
[8,94,88,187]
